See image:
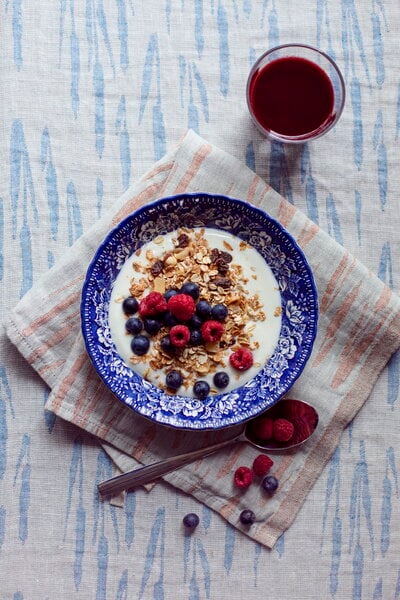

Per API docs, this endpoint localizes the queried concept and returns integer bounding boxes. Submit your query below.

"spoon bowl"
[98,398,319,497]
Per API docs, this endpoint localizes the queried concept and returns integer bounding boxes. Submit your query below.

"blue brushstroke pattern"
[85,0,94,69]
[269,142,293,204]
[94,60,105,158]
[245,142,255,171]
[59,0,67,65]
[192,63,209,122]
[116,0,129,71]
[268,8,279,47]
[40,128,60,241]
[12,0,23,70]
[96,533,108,600]
[377,242,393,288]
[14,434,30,543]
[63,438,86,589]
[124,491,135,549]
[197,539,211,598]
[66,181,83,245]
[70,1,80,118]
[373,110,387,211]
[0,506,5,552]
[43,389,57,433]
[341,0,370,82]
[116,96,131,190]
[217,1,229,97]
[326,193,344,245]
[0,395,7,480]
[201,505,212,532]
[274,533,285,557]
[188,70,199,133]
[387,351,399,410]
[0,199,3,280]
[116,570,129,599]
[354,190,362,245]
[349,441,375,559]
[371,10,384,86]
[380,451,391,556]
[19,222,33,297]
[194,0,204,57]
[301,145,319,224]
[10,120,38,239]
[139,34,166,159]
[96,177,104,218]
[139,508,165,599]
[350,77,363,170]
[223,524,235,573]
[373,578,383,600]
[96,0,116,75]
[92,450,120,549]
[179,55,187,108]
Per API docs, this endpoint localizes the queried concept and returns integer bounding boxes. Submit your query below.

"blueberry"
[163,311,179,328]
[211,303,228,322]
[196,300,212,320]
[213,371,230,389]
[164,288,179,302]
[189,330,203,346]
[239,509,256,525]
[183,512,199,529]
[160,335,175,355]
[125,317,143,335]
[130,335,150,356]
[193,380,210,400]
[122,296,139,315]
[143,318,162,335]
[261,475,279,494]
[166,370,183,390]
[188,314,203,330]
[180,282,200,300]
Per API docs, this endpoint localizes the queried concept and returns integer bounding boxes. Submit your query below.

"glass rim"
[246,43,346,143]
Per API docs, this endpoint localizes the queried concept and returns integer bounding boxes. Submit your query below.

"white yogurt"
[108,228,282,396]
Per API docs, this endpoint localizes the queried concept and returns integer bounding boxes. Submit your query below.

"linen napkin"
[5,130,400,548]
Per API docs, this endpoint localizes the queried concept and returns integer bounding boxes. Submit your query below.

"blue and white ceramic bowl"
[81,193,318,430]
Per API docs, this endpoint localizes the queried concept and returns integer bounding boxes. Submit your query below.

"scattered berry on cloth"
[167,293,196,321]
[229,347,254,371]
[201,320,224,343]
[139,291,168,317]
[234,466,254,489]
[261,475,279,494]
[239,509,256,525]
[182,513,200,530]
[273,418,295,442]
[252,454,274,477]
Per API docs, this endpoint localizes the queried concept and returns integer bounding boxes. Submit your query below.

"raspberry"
[273,418,294,442]
[252,454,274,477]
[249,416,273,441]
[169,324,190,347]
[167,293,196,321]
[229,347,254,371]
[201,320,224,343]
[139,291,167,317]
[233,466,254,489]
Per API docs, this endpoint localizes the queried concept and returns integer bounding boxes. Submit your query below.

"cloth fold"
[5,130,400,548]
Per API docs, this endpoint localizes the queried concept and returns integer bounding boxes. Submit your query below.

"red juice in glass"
[246,45,345,143]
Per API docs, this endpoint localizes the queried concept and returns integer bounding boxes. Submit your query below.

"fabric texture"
[6,129,400,548]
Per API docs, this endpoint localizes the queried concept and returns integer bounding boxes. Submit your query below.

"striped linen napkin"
[5,130,400,548]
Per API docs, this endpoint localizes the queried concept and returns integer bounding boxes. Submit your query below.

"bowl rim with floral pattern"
[80,192,318,430]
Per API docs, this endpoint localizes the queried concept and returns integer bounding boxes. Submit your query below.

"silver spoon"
[98,398,318,497]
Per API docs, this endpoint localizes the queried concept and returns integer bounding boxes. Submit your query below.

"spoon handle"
[98,434,242,497]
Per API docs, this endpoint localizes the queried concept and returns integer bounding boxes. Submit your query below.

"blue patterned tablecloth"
[1,2,399,599]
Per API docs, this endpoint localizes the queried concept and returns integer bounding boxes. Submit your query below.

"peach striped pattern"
[6,130,400,550]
